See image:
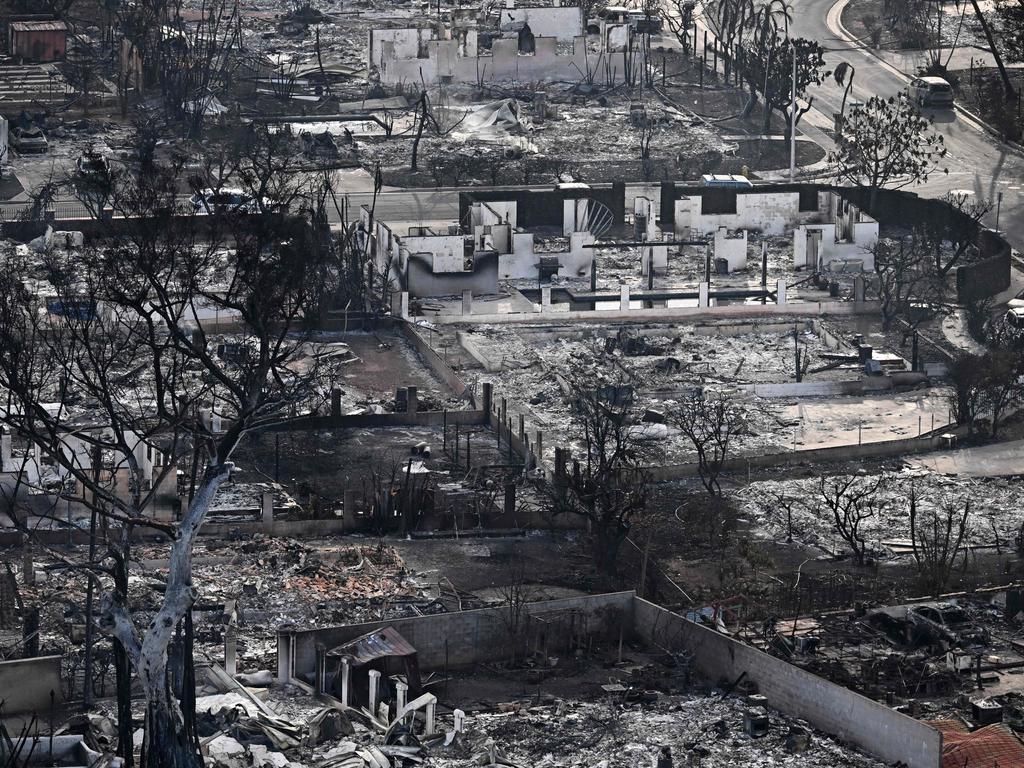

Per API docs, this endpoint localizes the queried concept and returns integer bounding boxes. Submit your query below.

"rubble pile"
[465,324,846,460]
[188,537,439,666]
[430,697,885,768]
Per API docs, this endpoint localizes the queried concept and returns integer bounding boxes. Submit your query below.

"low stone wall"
[648,433,946,481]
[632,598,942,768]
[400,323,477,404]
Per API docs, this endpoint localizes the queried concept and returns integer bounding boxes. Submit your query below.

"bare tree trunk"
[411,92,428,173]
[969,0,1016,97]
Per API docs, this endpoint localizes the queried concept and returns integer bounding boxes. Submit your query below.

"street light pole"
[790,42,797,180]
[996,191,1003,232]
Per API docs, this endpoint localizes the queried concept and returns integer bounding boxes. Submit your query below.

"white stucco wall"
[502,7,583,41]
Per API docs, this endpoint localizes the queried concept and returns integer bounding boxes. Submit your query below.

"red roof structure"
[931,719,1024,768]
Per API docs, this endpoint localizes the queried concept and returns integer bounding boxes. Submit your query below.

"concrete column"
[261,491,274,525]
[276,631,293,683]
[343,489,355,520]
[396,680,408,719]
[518,413,525,439]
[425,695,437,735]
[406,386,418,414]
[776,278,787,306]
[331,388,342,417]
[462,290,473,316]
[340,659,350,708]
[481,382,493,415]
[225,626,237,676]
[854,275,866,303]
[504,482,516,517]
[619,284,630,311]
[535,431,543,465]
[541,286,551,312]
[454,709,466,733]
[0,428,10,470]
[500,398,507,428]
[368,669,381,713]
[698,282,709,308]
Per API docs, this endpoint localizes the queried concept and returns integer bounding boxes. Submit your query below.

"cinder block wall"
[281,592,634,682]
[632,598,942,768]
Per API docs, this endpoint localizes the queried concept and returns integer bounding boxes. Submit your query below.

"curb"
[829,0,1024,154]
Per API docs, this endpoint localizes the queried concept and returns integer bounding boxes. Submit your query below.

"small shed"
[327,627,422,708]
[9,20,68,62]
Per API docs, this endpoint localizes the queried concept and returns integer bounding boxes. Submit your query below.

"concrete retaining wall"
[648,433,946,481]
[739,378,895,397]
[277,591,634,683]
[0,655,64,714]
[400,323,476,404]
[632,599,942,768]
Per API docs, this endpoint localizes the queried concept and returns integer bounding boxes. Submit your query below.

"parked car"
[10,125,48,153]
[908,76,955,108]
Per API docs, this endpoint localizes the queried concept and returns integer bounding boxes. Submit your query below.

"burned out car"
[866,602,988,649]
[907,603,988,648]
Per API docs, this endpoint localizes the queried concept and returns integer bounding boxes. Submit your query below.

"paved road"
[791,0,1024,249]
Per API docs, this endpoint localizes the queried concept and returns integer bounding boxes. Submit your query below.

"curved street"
[791,0,1024,249]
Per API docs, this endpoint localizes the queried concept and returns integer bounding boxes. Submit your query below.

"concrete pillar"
[425,695,437,735]
[406,386,418,414]
[462,289,473,316]
[331,388,341,417]
[0,428,10,470]
[481,382,493,415]
[500,397,507,428]
[343,489,355,520]
[454,709,466,733]
[535,430,543,465]
[541,286,551,312]
[590,259,597,291]
[698,282,709,308]
[619,284,630,311]
[401,292,410,318]
[340,659,350,708]
[396,680,408,719]
[262,491,274,525]
[225,626,238,676]
[776,278,787,306]
[854,275,866,303]
[276,631,294,683]
[368,669,381,714]
[518,413,525,439]
[504,482,516,517]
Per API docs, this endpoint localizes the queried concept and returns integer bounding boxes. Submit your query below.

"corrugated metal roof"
[10,21,68,32]
[327,627,417,665]
[933,719,1024,768]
